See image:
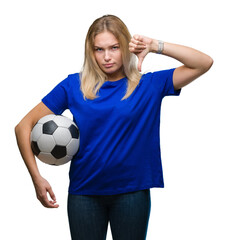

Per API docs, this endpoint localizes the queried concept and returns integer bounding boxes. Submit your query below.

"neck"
[106,71,126,82]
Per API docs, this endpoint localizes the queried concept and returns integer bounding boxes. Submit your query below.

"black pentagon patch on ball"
[31,141,40,156]
[43,120,58,135]
[69,124,79,139]
[51,145,67,159]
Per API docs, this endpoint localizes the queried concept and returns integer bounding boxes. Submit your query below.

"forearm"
[150,40,213,73]
[15,122,59,208]
[15,103,58,208]
[15,123,41,182]
[130,35,213,88]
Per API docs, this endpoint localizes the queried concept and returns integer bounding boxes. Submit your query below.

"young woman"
[15,15,213,240]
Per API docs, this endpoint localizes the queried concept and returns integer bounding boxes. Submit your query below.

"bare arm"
[129,35,213,89]
[15,102,59,208]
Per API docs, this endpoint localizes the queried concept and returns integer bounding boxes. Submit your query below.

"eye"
[112,46,119,50]
[95,48,103,52]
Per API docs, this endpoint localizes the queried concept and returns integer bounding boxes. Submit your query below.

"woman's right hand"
[15,102,58,208]
[33,176,59,208]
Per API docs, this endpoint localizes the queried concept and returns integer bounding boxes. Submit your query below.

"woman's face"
[93,31,124,81]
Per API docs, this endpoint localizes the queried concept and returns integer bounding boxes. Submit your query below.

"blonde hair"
[80,15,142,100]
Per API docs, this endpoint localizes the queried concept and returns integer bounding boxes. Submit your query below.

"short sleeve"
[42,76,70,115]
[153,68,181,98]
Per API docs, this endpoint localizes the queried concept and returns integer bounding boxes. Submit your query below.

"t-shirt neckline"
[104,77,127,86]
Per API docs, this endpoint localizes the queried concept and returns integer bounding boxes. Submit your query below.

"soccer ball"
[30,114,79,166]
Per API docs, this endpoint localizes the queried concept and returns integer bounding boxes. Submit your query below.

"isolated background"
[1,0,227,239]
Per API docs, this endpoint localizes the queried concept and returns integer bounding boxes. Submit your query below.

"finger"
[129,44,146,51]
[133,34,140,40]
[130,37,146,47]
[42,197,59,208]
[129,47,144,53]
[129,42,146,52]
[49,201,59,208]
[133,34,144,43]
[47,186,56,202]
[38,191,59,208]
[130,38,146,47]
[47,187,59,208]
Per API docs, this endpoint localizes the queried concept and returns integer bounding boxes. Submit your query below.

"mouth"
[103,63,114,68]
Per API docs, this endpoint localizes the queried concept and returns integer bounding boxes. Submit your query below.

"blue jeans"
[67,189,151,240]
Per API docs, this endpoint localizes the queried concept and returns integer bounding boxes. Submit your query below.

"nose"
[104,50,111,62]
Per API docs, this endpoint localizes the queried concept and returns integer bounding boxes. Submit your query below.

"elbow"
[207,56,214,71]
[15,121,26,136]
[15,118,34,138]
[15,123,19,134]
[15,123,22,137]
[202,56,214,73]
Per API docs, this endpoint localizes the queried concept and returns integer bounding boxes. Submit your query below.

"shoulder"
[66,72,80,83]
[138,68,176,95]
[140,68,175,86]
[59,73,81,89]
[153,68,176,79]
[67,72,80,79]
[141,68,175,80]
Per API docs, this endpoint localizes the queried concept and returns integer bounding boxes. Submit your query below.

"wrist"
[149,39,164,54]
[149,39,159,53]
[31,170,42,183]
[157,40,164,54]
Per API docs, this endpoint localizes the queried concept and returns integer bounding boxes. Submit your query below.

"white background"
[1,0,227,239]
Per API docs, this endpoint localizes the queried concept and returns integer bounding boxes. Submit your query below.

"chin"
[103,69,117,75]
[104,67,121,74]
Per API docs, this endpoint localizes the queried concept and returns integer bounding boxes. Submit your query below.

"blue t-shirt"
[42,68,181,195]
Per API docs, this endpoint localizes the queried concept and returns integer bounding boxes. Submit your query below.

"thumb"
[137,56,144,72]
[47,186,59,208]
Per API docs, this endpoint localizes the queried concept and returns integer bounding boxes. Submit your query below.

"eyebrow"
[94,43,120,48]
